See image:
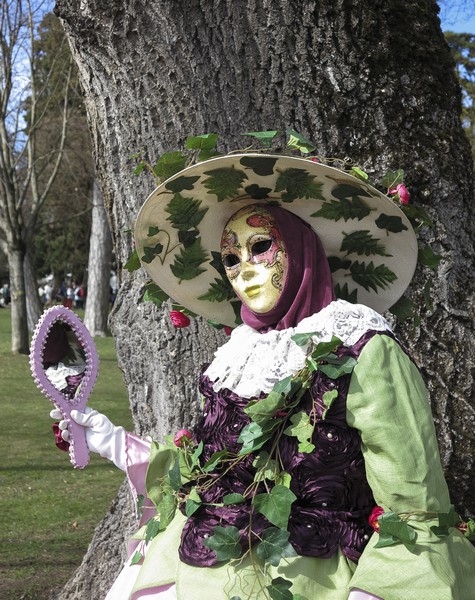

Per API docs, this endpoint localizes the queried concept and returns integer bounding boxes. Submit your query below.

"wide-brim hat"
[134,153,418,327]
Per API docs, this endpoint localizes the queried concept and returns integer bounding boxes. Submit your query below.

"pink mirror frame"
[29,306,99,468]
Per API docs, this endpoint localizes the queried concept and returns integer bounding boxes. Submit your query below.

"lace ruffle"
[204,300,391,398]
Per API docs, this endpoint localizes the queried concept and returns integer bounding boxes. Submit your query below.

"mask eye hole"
[222,253,240,268]
[251,239,272,256]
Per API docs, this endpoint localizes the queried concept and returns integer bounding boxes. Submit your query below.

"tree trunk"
[54,0,474,596]
[8,245,29,354]
[25,249,42,332]
[84,180,113,337]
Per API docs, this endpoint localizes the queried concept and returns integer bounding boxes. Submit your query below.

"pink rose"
[224,326,233,336]
[368,505,385,531]
[170,310,191,328]
[389,183,410,205]
[174,428,193,447]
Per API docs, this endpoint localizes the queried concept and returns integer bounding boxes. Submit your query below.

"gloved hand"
[50,407,127,471]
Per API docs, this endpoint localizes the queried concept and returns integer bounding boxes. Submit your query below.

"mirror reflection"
[42,321,87,399]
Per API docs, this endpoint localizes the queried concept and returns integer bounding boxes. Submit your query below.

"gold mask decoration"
[221,205,288,313]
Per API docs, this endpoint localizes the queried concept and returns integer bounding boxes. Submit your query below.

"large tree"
[52,0,474,597]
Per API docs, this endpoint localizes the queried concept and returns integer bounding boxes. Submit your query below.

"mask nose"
[240,261,256,281]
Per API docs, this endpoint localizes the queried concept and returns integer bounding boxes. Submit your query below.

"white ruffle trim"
[204,300,391,399]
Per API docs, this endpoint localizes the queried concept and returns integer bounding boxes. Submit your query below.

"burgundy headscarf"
[236,204,335,332]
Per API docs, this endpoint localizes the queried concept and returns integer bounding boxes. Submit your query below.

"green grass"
[0,307,133,600]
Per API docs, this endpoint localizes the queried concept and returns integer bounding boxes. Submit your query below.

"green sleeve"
[346,334,475,600]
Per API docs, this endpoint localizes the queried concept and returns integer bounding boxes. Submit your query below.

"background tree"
[52,0,474,597]
[0,0,75,351]
[83,179,113,337]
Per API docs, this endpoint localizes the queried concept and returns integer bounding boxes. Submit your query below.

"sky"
[439,2,475,33]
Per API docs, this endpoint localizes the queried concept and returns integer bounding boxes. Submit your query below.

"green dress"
[128,334,475,600]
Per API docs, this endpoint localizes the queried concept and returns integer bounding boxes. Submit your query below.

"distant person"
[1,283,11,306]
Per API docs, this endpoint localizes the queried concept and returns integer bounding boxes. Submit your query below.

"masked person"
[52,153,475,600]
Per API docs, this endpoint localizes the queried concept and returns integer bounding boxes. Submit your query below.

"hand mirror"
[30,306,99,468]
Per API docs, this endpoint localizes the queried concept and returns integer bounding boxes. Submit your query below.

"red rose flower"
[368,505,385,531]
[170,310,190,328]
[223,326,233,336]
[174,428,193,447]
[389,183,410,205]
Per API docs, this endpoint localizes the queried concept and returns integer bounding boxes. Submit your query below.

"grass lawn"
[0,306,133,600]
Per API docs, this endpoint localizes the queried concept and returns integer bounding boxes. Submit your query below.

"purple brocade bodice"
[178,331,382,568]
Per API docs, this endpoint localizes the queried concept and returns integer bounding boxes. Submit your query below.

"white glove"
[50,407,127,471]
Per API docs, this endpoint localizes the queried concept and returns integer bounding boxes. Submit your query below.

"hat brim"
[134,153,418,326]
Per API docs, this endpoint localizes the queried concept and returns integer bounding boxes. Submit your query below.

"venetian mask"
[221,205,288,313]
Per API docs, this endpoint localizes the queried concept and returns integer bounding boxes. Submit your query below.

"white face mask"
[221,206,288,313]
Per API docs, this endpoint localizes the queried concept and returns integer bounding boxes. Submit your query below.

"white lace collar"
[204,300,391,399]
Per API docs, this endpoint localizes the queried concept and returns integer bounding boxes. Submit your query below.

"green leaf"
[327,256,352,273]
[286,129,316,153]
[133,161,146,176]
[185,133,219,151]
[244,183,272,199]
[190,440,204,470]
[142,283,170,308]
[141,243,164,264]
[311,197,371,221]
[222,493,246,505]
[322,389,338,419]
[165,194,208,231]
[148,226,160,237]
[381,169,404,189]
[203,525,242,561]
[168,457,182,491]
[238,421,277,455]
[349,261,398,292]
[266,577,293,600]
[198,277,235,302]
[209,250,227,277]
[154,151,187,179]
[203,449,229,472]
[341,230,390,257]
[401,204,433,228]
[334,282,358,304]
[318,355,357,379]
[255,527,298,566]
[349,166,369,181]
[239,155,278,176]
[309,336,342,361]
[170,238,209,281]
[146,442,179,507]
[418,245,442,269]
[283,412,315,453]
[165,175,201,194]
[388,296,415,322]
[275,168,324,202]
[124,248,142,272]
[155,492,177,531]
[375,512,417,552]
[130,550,143,565]
[275,471,292,488]
[242,131,279,148]
[145,518,161,544]
[185,488,202,517]
[375,213,408,233]
[290,332,314,347]
[253,451,278,481]
[253,485,297,529]
[331,183,372,200]
[203,167,248,201]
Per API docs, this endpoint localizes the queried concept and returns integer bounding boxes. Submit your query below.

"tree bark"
[53,0,474,596]
[25,249,42,332]
[7,245,29,354]
[84,180,113,337]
